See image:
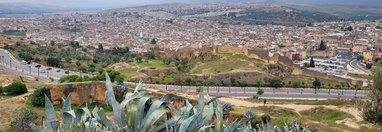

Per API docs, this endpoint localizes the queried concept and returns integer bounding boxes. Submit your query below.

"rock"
[46,81,106,105]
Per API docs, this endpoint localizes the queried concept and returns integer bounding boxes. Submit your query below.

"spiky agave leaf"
[120,91,146,111]
[44,94,59,132]
[140,107,167,131]
[202,101,214,124]
[178,114,196,132]
[141,100,166,129]
[62,94,76,131]
[152,105,180,132]
[224,119,242,132]
[216,102,223,132]
[74,106,92,124]
[197,125,214,132]
[126,102,138,130]
[197,87,204,112]
[92,106,116,131]
[105,73,126,129]
[135,96,151,128]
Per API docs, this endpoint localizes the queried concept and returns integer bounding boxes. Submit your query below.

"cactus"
[30,73,310,132]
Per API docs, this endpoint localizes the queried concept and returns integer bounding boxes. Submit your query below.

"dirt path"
[219,97,362,121]
[147,88,363,121]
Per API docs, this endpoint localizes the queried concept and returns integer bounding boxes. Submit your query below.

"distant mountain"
[0,3,66,14]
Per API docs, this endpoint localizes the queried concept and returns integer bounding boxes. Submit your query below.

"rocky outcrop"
[46,81,105,105]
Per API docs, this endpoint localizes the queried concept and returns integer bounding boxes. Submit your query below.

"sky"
[0,0,382,8]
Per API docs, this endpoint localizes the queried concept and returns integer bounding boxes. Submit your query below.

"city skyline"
[1,0,382,8]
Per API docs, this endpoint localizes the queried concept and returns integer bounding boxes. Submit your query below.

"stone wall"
[247,48,270,62]
[309,50,336,58]
[46,81,106,105]
[214,45,248,55]
[301,69,351,83]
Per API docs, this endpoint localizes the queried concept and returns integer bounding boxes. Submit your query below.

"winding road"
[0,48,370,100]
[0,48,82,81]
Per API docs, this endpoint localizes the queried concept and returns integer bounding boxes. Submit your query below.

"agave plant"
[30,73,311,132]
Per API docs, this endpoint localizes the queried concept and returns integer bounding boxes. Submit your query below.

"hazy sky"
[0,0,381,8]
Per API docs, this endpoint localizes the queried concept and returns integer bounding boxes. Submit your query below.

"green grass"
[118,67,146,79]
[191,54,265,74]
[256,106,299,126]
[136,59,175,69]
[300,107,353,122]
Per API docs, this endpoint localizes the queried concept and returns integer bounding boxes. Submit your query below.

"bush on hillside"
[29,87,47,106]
[269,77,283,88]
[10,108,38,131]
[59,75,86,83]
[3,81,28,95]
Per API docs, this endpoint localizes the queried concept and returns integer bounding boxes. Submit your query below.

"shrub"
[0,86,3,95]
[292,81,302,88]
[10,108,38,131]
[4,81,28,95]
[257,88,264,96]
[269,77,282,88]
[59,75,82,83]
[29,87,47,106]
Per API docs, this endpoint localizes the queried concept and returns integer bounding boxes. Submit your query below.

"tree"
[3,81,28,95]
[29,87,47,106]
[135,55,142,63]
[309,57,315,68]
[313,78,321,94]
[346,26,353,32]
[10,108,38,132]
[19,52,33,62]
[230,78,236,86]
[46,57,61,67]
[318,40,327,51]
[364,67,382,126]
[98,44,104,51]
[366,63,373,69]
[257,88,264,96]
[313,78,321,88]
[269,77,282,88]
[150,39,157,44]
[256,80,264,88]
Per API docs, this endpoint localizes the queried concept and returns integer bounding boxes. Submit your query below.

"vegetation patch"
[1,30,26,36]
[300,107,354,122]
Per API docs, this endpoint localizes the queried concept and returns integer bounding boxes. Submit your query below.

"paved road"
[349,59,370,74]
[132,83,369,100]
[0,48,82,81]
[0,48,370,100]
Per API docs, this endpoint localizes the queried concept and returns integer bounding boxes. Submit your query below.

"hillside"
[108,3,382,26]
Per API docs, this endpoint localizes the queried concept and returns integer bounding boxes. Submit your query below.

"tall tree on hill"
[309,57,315,68]
[363,67,382,127]
[318,40,327,51]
